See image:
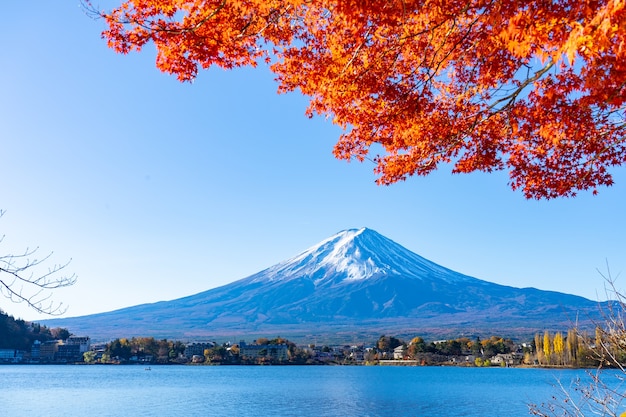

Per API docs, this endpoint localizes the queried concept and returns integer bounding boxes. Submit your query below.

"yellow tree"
[530,274,626,416]
[86,0,626,199]
[553,331,564,365]
[543,331,552,365]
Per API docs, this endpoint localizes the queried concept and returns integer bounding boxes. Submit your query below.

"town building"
[56,343,82,362]
[184,342,216,358]
[0,349,25,363]
[39,340,59,362]
[66,336,91,354]
[31,340,41,362]
[52,336,91,363]
[239,341,288,361]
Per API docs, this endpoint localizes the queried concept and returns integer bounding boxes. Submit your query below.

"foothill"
[0,310,605,368]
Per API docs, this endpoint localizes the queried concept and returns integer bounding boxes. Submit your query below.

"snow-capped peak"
[255,228,380,283]
[250,228,478,286]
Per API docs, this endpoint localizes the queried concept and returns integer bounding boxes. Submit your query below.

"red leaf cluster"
[89,0,626,198]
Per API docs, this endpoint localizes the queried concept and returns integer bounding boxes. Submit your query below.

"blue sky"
[2,1,625,322]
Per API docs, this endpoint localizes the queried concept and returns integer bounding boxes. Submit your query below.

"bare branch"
[0,211,76,315]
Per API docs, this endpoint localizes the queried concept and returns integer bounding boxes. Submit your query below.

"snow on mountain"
[252,227,480,286]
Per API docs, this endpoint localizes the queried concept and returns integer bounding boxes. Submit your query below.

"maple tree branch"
[340,28,372,76]
[408,62,557,174]
[488,60,555,114]
[81,0,228,35]
[441,61,556,160]
[186,0,228,33]
[579,124,626,172]
[344,2,483,90]
[88,0,626,199]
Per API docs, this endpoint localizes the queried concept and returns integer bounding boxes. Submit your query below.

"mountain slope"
[41,228,603,342]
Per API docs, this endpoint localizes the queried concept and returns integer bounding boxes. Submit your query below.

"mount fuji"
[41,228,603,342]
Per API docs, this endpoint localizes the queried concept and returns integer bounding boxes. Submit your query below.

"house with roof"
[393,345,407,359]
[490,353,523,366]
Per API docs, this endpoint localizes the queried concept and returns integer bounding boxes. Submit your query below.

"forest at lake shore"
[0,310,610,368]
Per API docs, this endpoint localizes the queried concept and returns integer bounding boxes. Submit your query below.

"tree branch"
[0,211,76,316]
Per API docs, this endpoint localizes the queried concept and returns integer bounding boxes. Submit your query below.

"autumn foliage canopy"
[89,0,625,198]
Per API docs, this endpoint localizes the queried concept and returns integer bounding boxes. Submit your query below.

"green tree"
[469,337,482,357]
[206,345,227,363]
[377,335,403,352]
[108,338,132,360]
[408,337,426,358]
[137,337,159,358]
[51,327,71,341]
[436,340,462,356]
[481,339,498,358]
[0,311,34,350]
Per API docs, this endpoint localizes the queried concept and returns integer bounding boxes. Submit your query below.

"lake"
[0,365,619,416]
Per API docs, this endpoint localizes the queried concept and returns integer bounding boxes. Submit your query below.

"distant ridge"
[41,228,603,342]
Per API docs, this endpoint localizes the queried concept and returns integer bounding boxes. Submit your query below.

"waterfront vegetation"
[0,310,69,351]
[0,309,612,368]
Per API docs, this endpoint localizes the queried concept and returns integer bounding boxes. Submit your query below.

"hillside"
[41,228,603,342]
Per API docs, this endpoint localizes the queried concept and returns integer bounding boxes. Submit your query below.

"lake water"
[0,365,619,416]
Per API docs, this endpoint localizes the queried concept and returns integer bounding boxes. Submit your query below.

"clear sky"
[2,1,625,322]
